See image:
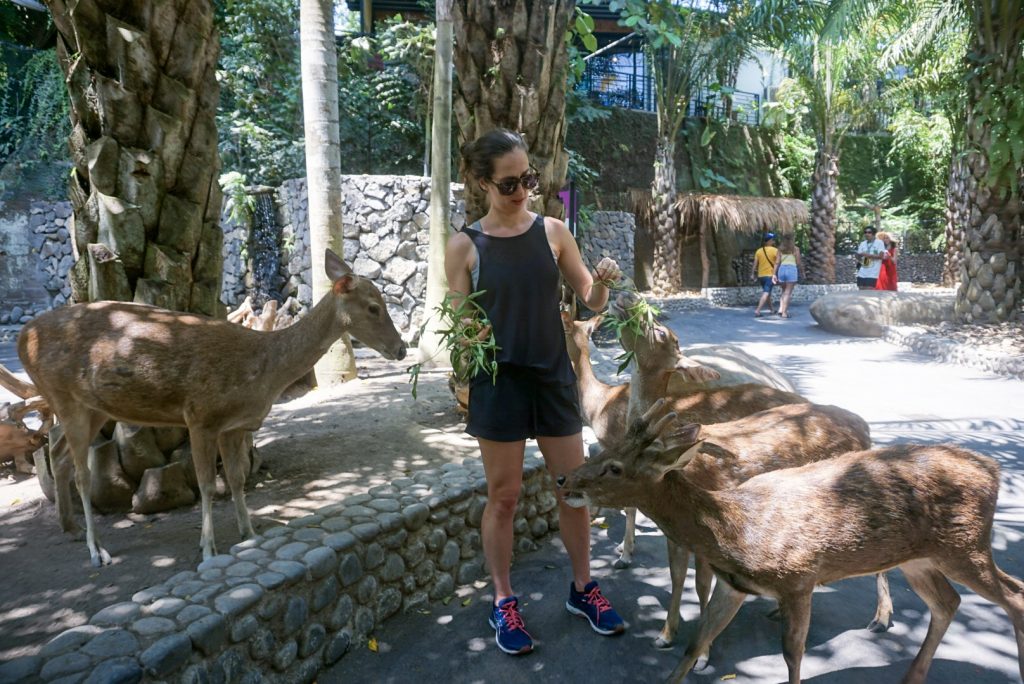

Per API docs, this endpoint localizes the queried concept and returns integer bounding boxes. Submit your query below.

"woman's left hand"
[593,257,622,287]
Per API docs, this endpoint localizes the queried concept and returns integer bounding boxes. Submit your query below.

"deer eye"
[606,463,623,476]
[655,329,666,340]
[368,304,381,316]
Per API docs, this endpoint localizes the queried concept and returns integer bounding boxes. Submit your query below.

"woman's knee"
[485,489,521,518]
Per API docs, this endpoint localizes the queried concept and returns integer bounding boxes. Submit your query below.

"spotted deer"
[560,401,1024,684]
[18,250,406,566]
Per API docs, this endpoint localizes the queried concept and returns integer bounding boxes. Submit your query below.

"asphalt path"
[324,300,1024,684]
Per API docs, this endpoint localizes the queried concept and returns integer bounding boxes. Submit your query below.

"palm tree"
[45,0,223,312]
[451,0,576,224]
[954,0,1023,322]
[300,0,357,385]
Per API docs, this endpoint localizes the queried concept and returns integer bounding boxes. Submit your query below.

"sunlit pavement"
[324,301,1024,684]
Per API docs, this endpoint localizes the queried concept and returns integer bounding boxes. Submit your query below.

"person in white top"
[855,226,887,289]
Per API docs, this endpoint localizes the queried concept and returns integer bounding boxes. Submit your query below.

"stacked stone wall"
[580,211,634,281]
[0,454,559,684]
[0,201,73,324]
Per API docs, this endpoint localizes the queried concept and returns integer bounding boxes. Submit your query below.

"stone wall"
[580,211,635,281]
[222,176,465,337]
[733,251,945,286]
[0,201,73,324]
[0,453,560,684]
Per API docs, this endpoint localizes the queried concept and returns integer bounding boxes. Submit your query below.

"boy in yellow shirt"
[753,233,778,317]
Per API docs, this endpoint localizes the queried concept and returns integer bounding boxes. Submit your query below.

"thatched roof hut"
[631,191,809,290]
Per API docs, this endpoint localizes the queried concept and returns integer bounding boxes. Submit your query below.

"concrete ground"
[324,299,1024,684]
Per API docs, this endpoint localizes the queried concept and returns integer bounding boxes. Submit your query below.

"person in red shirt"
[874,231,898,291]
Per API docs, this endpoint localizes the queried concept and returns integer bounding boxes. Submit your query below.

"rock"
[90,603,142,627]
[132,461,196,514]
[0,656,42,683]
[115,424,168,483]
[140,631,192,678]
[809,291,955,337]
[88,438,134,511]
[83,657,142,684]
[186,614,227,656]
[82,629,139,658]
[213,584,264,617]
[382,257,416,285]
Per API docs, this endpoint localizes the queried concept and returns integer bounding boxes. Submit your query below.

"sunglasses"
[490,169,540,196]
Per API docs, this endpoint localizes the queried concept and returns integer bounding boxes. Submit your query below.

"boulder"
[88,438,135,512]
[133,461,196,514]
[115,423,166,482]
[673,344,796,393]
[809,291,954,337]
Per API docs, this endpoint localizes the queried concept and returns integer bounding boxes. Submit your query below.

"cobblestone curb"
[0,454,560,684]
[883,325,1024,381]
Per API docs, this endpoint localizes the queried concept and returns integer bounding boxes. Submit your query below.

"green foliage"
[886,108,951,220]
[0,47,70,169]
[601,292,662,374]
[216,0,305,185]
[566,6,598,85]
[219,171,255,225]
[408,291,500,398]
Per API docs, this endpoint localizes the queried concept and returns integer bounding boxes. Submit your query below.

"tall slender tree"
[418,0,454,366]
[300,0,357,385]
[451,0,576,223]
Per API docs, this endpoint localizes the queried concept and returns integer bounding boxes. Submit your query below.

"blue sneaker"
[566,581,625,635]
[488,596,534,655]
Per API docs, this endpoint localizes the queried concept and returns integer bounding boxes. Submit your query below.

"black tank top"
[462,215,575,385]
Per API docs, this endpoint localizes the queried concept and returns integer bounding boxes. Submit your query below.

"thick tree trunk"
[418,0,454,366]
[650,136,681,293]
[943,153,969,287]
[955,6,1022,323]
[452,0,576,224]
[804,143,838,283]
[301,0,357,385]
[47,0,223,314]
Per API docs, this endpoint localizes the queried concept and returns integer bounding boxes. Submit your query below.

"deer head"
[561,312,604,366]
[609,293,720,384]
[558,399,703,510]
[325,249,407,361]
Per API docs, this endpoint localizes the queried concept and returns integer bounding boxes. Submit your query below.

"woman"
[874,231,898,291]
[444,129,625,656]
[772,233,802,318]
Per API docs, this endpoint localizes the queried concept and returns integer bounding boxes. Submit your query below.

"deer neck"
[574,344,617,425]
[268,292,347,390]
[639,472,735,565]
[627,366,672,421]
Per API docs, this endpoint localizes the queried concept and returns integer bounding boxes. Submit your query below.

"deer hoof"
[694,652,710,671]
[613,557,632,569]
[866,618,891,633]
[653,635,673,649]
[90,547,112,567]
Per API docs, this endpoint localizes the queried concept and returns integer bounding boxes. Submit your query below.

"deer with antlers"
[560,400,1024,683]
[18,250,406,566]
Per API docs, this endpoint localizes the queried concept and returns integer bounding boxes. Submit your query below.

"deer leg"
[898,560,960,684]
[938,552,1024,681]
[60,409,110,566]
[668,580,747,683]
[189,428,221,560]
[218,429,255,540]
[868,571,894,632]
[778,591,813,684]
[655,538,690,648]
[49,433,80,537]
[695,554,714,614]
[614,507,637,569]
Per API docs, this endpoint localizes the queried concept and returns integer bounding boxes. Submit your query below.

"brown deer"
[18,249,406,566]
[562,312,893,647]
[559,401,1024,684]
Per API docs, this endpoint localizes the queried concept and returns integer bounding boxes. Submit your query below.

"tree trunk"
[954,4,1022,323]
[300,0,357,385]
[452,0,576,224]
[650,136,681,293]
[942,152,969,287]
[804,142,838,283]
[47,0,223,314]
[418,0,454,367]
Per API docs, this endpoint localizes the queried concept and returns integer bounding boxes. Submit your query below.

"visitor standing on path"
[856,227,887,289]
[444,129,625,657]
[874,231,898,291]
[753,233,778,317]
[773,233,802,318]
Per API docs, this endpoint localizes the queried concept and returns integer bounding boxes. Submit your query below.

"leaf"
[461,598,472,607]
[721,675,737,681]
[368,637,379,652]
[442,595,453,605]
[700,126,716,147]
[583,34,598,52]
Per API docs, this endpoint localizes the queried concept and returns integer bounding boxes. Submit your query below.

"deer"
[562,311,894,649]
[559,400,1024,684]
[18,249,407,566]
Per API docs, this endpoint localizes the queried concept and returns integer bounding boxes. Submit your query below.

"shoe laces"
[584,585,612,615]
[498,601,526,631]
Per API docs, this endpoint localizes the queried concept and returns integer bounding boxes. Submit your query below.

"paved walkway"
[324,300,1024,684]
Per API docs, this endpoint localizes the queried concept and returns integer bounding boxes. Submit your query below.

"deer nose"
[396,345,407,361]
[556,475,566,487]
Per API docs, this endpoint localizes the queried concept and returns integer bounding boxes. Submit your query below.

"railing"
[576,55,762,125]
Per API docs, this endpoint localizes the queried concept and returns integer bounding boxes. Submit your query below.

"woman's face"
[482,148,532,212]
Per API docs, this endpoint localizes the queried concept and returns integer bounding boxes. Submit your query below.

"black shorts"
[857,277,878,289]
[466,367,583,442]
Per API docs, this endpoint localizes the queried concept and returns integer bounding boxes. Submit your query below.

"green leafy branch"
[408,291,501,399]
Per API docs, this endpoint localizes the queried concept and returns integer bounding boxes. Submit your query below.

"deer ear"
[325,249,352,281]
[673,363,721,385]
[560,310,573,330]
[332,274,357,295]
[652,440,704,480]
